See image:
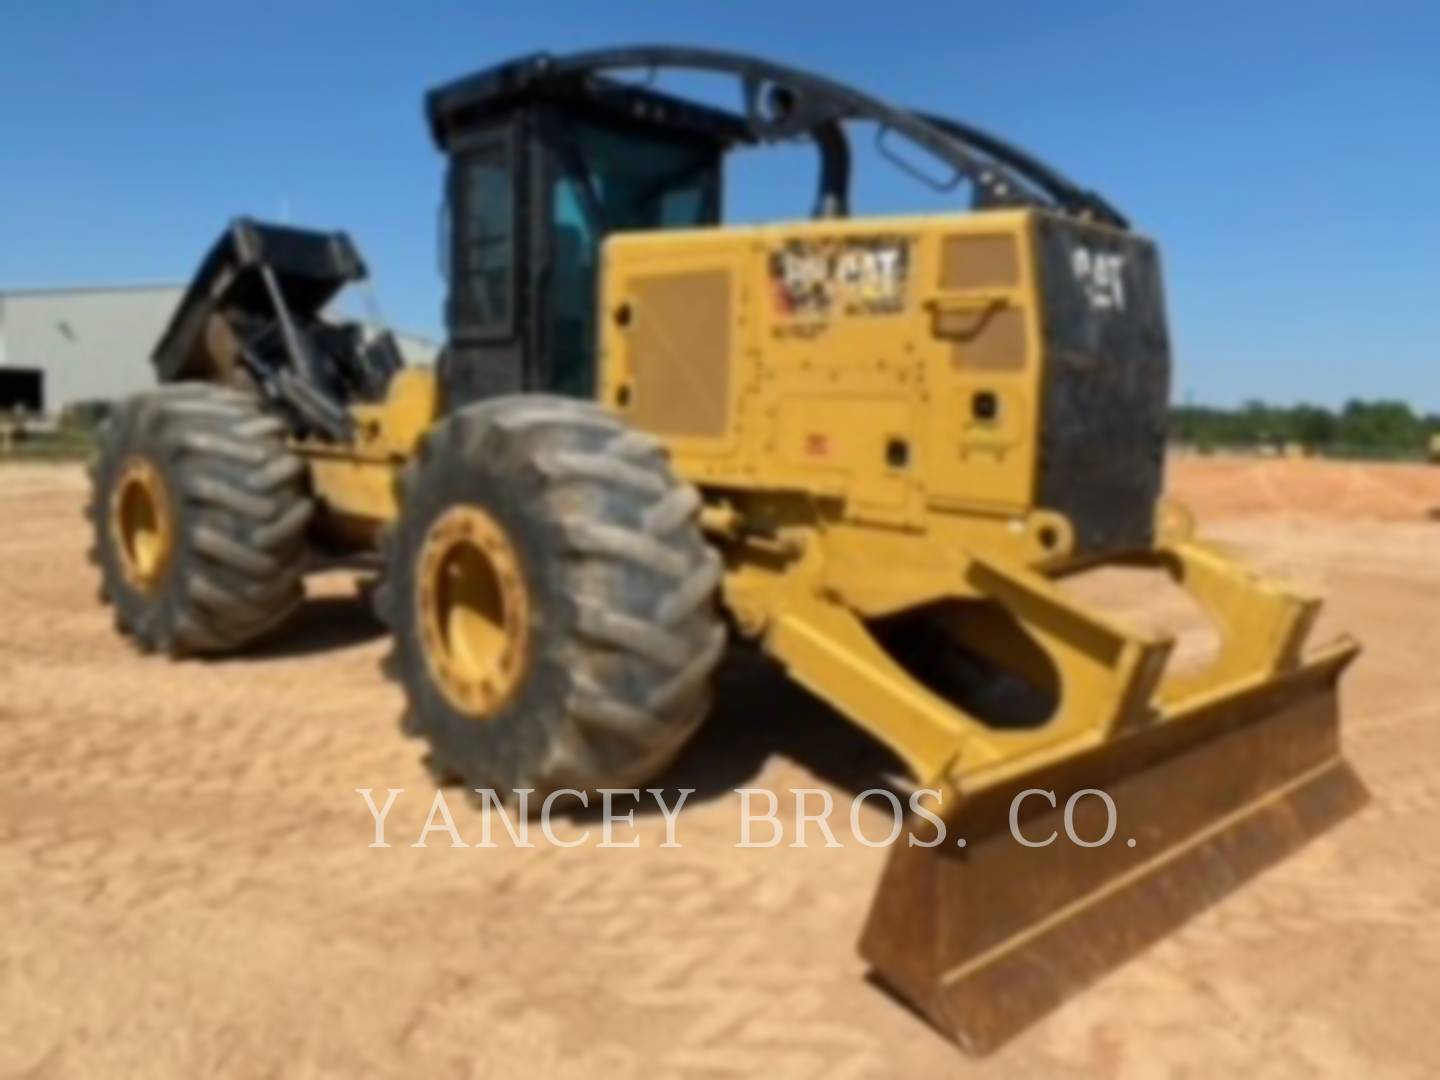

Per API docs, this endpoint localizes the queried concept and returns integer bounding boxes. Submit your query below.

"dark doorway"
[0,368,43,414]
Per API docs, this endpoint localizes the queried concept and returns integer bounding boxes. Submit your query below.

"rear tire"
[88,383,312,655]
[376,396,725,797]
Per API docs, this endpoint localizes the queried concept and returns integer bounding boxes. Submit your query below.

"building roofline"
[0,282,186,299]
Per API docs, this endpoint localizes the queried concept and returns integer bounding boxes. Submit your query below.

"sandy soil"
[1,457,1438,1079]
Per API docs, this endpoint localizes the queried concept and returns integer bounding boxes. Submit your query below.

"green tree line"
[1171,400,1440,459]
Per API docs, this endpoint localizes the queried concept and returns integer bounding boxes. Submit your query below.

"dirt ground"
[2,456,1438,1079]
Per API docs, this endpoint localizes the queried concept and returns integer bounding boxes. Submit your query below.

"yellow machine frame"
[288,208,1364,1051]
[297,210,1359,802]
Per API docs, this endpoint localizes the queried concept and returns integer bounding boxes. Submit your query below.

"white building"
[0,285,183,414]
[0,283,438,415]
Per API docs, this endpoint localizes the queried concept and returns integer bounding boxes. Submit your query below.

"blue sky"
[2,2,1436,410]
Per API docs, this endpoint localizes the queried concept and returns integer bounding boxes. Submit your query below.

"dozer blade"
[859,647,1366,1054]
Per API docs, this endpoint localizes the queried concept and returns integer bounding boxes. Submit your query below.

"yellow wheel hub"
[111,457,174,594]
[417,505,530,719]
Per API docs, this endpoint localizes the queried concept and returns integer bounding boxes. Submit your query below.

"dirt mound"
[1169,455,1440,522]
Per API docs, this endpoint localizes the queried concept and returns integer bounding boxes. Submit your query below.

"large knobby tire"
[88,383,313,654]
[377,395,726,797]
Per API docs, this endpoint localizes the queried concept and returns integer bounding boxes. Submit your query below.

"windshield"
[547,122,720,396]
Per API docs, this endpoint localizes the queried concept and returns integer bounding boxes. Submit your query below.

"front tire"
[377,396,725,797]
[88,383,312,654]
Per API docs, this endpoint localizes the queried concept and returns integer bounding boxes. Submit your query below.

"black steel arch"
[431,44,1127,229]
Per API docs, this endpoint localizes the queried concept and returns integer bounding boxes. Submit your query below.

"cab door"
[444,121,528,406]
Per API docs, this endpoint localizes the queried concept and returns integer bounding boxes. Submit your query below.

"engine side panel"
[599,209,1171,587]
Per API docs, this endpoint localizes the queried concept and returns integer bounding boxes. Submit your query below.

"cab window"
[546,123,719,395]
[451,133,515,336]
